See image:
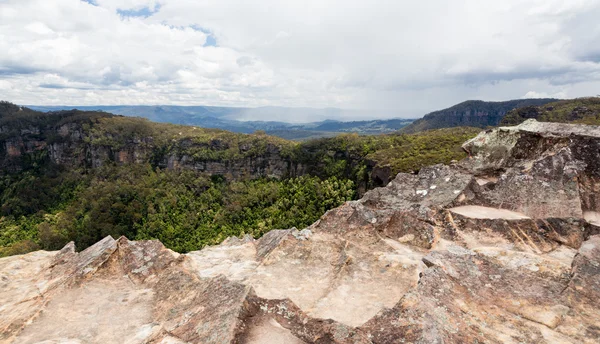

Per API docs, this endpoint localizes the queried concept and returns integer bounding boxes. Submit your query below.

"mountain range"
[26,98,561,140]
[27,105,415,140]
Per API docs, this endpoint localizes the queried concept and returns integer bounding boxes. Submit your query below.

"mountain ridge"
[400,98,558,133]
[500,97,600,126]
[27,104,415,139]
[28,98,563,139]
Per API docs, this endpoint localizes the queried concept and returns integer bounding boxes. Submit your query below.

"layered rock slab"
[0,237,367,344]
[361,235,600,343]
[187,228,426,327]
[462,119,600,219]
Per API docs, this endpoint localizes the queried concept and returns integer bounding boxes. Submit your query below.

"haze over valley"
[25,97,558,140]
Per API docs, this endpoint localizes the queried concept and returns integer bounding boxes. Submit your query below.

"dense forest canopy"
[0,164,355,254]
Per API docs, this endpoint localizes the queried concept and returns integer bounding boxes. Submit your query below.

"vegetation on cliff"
[500,97,600,126]
[294,127,480,190]
[0,102,479,256]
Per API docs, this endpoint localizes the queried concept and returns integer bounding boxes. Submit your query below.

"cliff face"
[0,109,304,180]
[1,119,599,343]
[400,98,557,133]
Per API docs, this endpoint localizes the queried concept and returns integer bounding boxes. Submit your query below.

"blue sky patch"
[190,25,218,47]
[204,34,217,47]
[117,4,162,18]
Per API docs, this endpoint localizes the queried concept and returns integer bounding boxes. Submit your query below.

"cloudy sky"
[1,0,600,118]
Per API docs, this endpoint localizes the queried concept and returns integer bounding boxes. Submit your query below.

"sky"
[1,0,600,119]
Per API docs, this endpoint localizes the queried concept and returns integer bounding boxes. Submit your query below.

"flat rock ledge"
[1,119,600,344]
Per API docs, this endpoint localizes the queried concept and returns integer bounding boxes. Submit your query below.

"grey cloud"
[38,83,96,90]
[578,53,600,63]
[1,0,600,119]
[0,65,44,76]
[236,56,255,67]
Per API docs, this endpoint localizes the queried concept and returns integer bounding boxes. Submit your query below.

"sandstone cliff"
[399,99,556,134]
[0,106,302,180]
[1,119,599,343]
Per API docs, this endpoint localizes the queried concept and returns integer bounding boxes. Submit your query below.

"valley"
[0,101,475,256]
[27,105,416,140]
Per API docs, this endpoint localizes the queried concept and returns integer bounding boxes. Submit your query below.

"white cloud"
[1,0,600,119]
[523,91,568,99]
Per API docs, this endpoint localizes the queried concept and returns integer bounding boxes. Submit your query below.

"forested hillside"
[0,101,478,256]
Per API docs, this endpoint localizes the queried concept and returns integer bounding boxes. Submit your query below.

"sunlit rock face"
[1,119,600,343]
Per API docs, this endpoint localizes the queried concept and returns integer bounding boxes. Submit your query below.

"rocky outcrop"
[1,120,600,343]
[461,119,600,219]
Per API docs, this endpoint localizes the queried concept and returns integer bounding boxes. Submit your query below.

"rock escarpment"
[399,98,557,133]
[1,120,600,343]
[0,104,302,180]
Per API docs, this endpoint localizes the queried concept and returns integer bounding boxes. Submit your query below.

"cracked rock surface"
[1,120,600,343]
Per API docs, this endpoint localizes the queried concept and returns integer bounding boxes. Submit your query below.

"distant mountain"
[27,105,414,140]
[29,98,565,140]
[27,105,245,122]
[311,118,413,132]
[399,99,558,133]
[26,105,392,124]
[262,118,416,141]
